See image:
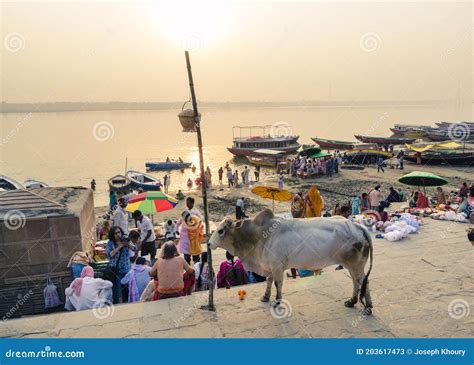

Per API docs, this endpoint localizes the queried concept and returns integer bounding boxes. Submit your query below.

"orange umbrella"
[251,186,293,211]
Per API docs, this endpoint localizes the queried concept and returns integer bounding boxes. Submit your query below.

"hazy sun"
[150,3,236,50]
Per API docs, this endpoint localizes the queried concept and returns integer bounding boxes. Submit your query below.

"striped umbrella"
[125,191,178,215]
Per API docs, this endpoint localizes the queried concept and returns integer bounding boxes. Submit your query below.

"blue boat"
[126,170,162,191]
[145,161,192,171]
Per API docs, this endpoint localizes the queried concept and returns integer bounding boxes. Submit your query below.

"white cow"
[209,209,374,314]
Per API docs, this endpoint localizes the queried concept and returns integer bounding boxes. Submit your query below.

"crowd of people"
[65,195,260,312]
[289,151,343,177]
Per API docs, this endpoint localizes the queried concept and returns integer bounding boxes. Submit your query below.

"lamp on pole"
[184,51,215,311]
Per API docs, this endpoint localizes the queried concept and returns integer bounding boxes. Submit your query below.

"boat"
[246,149,288,168]
[126,170,162,191]
[227,125,300,157]
[145,161,192,171]
[426,128,474,142]
[390,124,429,138]
[0,175,24,191]
[24,179,49,189]
[403,141,474,165]
[311,137,356,150]
[108,174,133,194]
[345,150,393,164]
[354,135,417,145]
[404,151,474,165]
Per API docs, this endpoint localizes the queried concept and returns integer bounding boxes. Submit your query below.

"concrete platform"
[1,218,472,338]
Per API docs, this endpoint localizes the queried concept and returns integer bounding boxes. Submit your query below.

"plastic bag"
[44,276,62,309]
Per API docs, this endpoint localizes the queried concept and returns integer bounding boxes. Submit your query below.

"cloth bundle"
[430,210,469,223]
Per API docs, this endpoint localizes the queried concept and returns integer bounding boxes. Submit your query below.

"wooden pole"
[185,51,215,311]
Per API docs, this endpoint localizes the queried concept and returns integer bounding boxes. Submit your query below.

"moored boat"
[108,174,133,194]
[390,124,429,138]
[311,137,356,150]
[354,135,417,145]
[126,170,162,191]
[24,179,49,189]
[145,161,192,171]
[345,150,393,164]
[227,126,300,157]
[246,149,288,168]
[0,175,24,191]
[404,151,474,165]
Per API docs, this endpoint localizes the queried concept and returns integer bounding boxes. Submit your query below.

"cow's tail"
[358,225,373,308]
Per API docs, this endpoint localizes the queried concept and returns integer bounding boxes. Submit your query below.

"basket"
[178,101,200,132]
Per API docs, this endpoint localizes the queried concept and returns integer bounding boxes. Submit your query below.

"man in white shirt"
[112,198,129,237]
[132,210,157,262]
[236,197,247,220]
[186,197,203,220]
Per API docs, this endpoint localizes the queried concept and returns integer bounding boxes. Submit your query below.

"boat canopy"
[404,141,461,152]
[252,149,285,156]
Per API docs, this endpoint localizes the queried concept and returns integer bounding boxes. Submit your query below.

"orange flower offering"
[238,290,246,300]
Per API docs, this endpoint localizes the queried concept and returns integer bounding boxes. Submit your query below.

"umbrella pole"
[185,51,215,312]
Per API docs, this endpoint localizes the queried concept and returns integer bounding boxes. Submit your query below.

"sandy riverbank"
[94,162,474,227]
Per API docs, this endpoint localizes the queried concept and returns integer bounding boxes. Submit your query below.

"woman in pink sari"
[217,252,248,289]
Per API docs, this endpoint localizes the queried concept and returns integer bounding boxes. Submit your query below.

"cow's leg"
[362,279,373,315]
[261,273,273,302]
[271,269,284,307]
[344,266,364,308]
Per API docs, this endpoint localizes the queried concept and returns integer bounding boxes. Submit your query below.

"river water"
[0,104,466,206]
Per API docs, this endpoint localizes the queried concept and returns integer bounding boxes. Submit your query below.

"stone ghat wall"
[0,188,96,318]
[0,214,83,318]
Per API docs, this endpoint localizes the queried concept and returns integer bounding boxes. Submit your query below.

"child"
[277,174,283,189]
[128,230,140,263]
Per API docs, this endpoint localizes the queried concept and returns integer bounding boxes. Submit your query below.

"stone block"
[50,216,80,239]
[0,243,31,266]
[28,241,59,265]
[57,239,82,260]
[25,218,51,241]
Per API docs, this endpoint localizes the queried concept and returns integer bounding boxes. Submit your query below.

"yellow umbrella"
[251,186,293,211]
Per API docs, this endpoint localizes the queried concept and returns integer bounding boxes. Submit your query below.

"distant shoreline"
[0,100,448,113]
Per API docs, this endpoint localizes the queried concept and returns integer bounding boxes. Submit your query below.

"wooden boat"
[0,175,24,191]
[246,149,288,168]
[126,170,162,191]
[390,124,429,137]
[354,135,417,145]
[227,126,300,156]
[345,150,393,164]
[145,161,192,171]
[24,179,49,189]
[108,174,133,194]
[404,151,474,165]
[311,137,355,150]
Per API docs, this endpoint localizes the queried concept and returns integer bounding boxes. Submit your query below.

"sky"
[1,0,472,103]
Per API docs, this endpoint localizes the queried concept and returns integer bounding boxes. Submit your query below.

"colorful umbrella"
[125,191,178,215]
[251,186,293,211]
